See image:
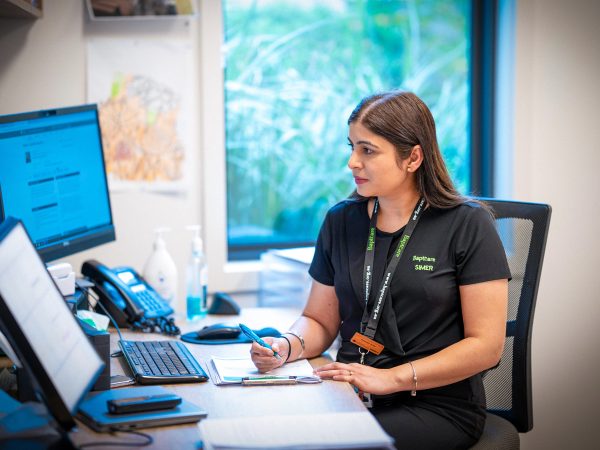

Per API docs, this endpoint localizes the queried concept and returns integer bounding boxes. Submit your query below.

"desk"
[70,308,367,449]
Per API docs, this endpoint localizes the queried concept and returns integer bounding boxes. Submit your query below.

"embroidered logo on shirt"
[412,255,436,271]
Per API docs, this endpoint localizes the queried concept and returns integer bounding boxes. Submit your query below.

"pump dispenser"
[186,225,208,320]
[143,227,178,305]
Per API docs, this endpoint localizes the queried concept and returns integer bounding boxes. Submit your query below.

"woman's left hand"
[314,362,399,395]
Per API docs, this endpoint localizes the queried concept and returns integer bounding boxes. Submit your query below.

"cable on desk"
[130,316,180,336]
[77,428,153,448]
[76,281,180,337]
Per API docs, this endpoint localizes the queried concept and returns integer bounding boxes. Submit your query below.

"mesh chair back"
[480,199,551,432]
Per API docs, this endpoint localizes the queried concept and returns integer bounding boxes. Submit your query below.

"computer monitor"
[0,217,104,433]
[0,104,115,262]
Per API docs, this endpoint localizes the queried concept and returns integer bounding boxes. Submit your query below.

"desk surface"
[70,308,366,449]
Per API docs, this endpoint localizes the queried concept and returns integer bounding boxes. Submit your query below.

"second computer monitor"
[0,217,105,431]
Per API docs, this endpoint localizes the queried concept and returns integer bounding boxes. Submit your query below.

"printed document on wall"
[87,39,195,193]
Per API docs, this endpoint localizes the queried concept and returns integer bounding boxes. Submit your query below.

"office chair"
[470,199,551,450]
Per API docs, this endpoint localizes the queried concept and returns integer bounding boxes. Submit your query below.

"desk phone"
[82,259,173,327]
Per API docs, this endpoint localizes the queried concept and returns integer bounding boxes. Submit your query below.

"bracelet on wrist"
[280,335,292,363]
[283,331,305,357]
[407,361,418,396]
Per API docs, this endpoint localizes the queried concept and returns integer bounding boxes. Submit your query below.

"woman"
[250,91,510,449]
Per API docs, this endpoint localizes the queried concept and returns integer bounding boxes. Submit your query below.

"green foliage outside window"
[224,0,471,258]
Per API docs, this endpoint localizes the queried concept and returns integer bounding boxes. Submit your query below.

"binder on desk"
[209,356,321,386]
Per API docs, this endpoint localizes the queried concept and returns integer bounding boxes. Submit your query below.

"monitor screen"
[0,104,115,262]
[0,217,104,431]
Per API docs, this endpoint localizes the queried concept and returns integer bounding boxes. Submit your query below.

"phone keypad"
[136,289,169,315]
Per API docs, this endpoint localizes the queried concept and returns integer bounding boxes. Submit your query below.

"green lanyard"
[360,196,425,341]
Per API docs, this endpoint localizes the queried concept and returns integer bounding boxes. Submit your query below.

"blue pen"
[239,323,282,360]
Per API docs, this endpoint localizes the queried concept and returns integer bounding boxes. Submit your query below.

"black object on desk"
[208,292,241,315]
[196,323,241,340]
[77,318,111,391]
[118,340,208,384]
[107,392,182,414]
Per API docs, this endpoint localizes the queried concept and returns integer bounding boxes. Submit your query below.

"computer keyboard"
[119,340,208,384]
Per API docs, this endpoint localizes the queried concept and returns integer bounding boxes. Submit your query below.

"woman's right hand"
[249,337,289,373]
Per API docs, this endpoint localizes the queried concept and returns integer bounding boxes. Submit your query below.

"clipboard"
[209,356,321,386]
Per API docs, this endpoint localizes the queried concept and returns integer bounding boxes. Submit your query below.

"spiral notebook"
[209,356,321,385]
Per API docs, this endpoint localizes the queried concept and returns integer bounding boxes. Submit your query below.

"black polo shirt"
[309,198,511,369]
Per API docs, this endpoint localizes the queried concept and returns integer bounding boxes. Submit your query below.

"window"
[199,0,498,291]
[223,0,475,261]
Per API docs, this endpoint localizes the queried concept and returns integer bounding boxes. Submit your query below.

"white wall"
[513,0,600,449]
[0,1,202,314]
[1,0,599,448]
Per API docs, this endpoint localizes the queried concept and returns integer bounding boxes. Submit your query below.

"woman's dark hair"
[348,91,470,209]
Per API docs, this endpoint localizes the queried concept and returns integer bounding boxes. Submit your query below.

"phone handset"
[81,259,145,324]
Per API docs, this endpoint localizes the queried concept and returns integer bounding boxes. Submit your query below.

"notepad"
[199,411,395,449]
[209,356,321,385]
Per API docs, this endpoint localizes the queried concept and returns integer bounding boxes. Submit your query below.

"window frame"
[470,0,497,197]
[201,0,502,293]
[202,0,260,293]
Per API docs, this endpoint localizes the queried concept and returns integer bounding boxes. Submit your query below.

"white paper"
[210,356,320,384]
[199,411,394,450]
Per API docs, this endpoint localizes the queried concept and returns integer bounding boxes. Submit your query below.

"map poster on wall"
[87,39,194,193]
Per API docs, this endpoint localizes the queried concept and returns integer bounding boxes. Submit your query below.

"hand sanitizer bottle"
[143,227,178,305]
[186,225,208,321]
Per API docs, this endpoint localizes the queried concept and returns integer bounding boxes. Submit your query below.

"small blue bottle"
[186,226,208,321]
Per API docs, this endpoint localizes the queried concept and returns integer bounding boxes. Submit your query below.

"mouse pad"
[181,327,281,345]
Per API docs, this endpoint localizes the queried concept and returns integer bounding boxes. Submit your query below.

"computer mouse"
[196,323,241,340]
